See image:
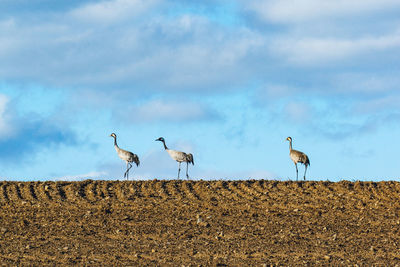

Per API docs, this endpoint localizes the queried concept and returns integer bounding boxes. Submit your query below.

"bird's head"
[286,136,292,142]
[155,137,165,142]
[110,133,117,138]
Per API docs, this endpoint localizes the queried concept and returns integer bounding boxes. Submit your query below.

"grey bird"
[110,133,140,180]
[286,137,310,181]
[155,137,194,179]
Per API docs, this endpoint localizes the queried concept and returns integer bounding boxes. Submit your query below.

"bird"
[286,137,310,181]
[155,137,194,179]
[110,133,140,180]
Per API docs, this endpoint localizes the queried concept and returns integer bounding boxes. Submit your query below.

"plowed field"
[0,180,400,265]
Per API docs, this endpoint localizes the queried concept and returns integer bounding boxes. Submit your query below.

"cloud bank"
[0,93,77,162]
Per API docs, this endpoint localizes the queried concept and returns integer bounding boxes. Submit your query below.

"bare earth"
[0,180,400,266]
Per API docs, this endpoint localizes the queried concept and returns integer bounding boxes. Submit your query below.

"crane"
[110,133,140,180]
[155,137,194,179]
[286,136,310,181]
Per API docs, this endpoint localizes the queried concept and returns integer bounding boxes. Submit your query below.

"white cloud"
[0,7,266,92]
[0,19,19,57]
[270,33,400,65]
[246,0,400,24]
[96,24,265,91]
[116,99,218,123]
[333,73,400,94]
[69,0,159,24]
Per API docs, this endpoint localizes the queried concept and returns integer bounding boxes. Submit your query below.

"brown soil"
[0,180,400,265]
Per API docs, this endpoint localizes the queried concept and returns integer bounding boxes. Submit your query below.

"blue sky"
[1,0,400,181]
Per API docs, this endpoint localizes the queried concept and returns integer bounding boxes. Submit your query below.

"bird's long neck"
[113,136,119,148]
[161,140,168,150]
[288,140,293,151]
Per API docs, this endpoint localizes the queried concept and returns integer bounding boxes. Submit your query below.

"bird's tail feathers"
[186,153,194,165]
[134,155,140,167]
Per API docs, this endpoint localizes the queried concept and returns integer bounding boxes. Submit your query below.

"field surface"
[0,180,400,265]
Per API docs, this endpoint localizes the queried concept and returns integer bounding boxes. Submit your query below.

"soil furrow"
[183,181,201,201]
[210,181,239,201]
[18,182,36,201]
[1,183,9,202]
[233,181,260,201]
[114,181,127,201]
[125,181,142,200]
[147,179,162,199]
[43,182,55,201]
[223,181,245,201]
[164,180,184,200]
[155,180,171,199]
[85,180,98,201]
[56,182,68,201]
[6,183,20,202]
[106,182,117,200]
[140,180,152,198]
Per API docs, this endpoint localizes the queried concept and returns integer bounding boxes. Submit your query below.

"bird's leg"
[124,163,128,180]
[295,163,298,181]
[128,163,133,179]
[177,162,181,179]
[125,162,132,180]
[304,165,308,181]
[186,162,190,179]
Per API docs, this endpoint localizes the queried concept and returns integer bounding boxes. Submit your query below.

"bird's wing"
[117,148,135,162]
[291,149,310,165]
[167,149,187,162]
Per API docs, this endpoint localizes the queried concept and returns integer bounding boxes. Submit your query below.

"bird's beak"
[155,139,159,141]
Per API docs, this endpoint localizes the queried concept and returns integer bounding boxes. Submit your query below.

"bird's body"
[166,149,187,162]
[156,137,194,179]
[110,133,140,180]
[289,149,310,167]
[286,137,310,181]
